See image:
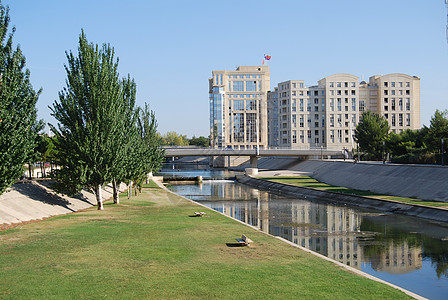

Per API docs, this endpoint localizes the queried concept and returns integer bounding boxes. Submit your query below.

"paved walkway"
[0,180,122,226]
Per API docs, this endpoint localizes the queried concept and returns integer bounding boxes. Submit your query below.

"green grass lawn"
[0,182,412,299]
[261,176,448,209]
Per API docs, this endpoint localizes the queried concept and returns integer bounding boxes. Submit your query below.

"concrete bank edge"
[237,176,448,223]
[154,178,426,300]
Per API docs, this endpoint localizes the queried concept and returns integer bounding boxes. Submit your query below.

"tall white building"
[209,66,270,149]
[269,73,420,150]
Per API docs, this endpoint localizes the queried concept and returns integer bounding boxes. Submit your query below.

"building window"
[293,130,297,143]
[391,99,395,111]
[246,100,257,110]
[330,82,334,87]
[246,81,257,92]
[392,114,396,126]
[384,82,388,87]
[299,82,304,88]
[337,98,342,111]
[351,98,356,111]
[299,99,304,112]
[406,98,410,110]
[399,114,403,126]
[292,115,297,127]
[330,114,334,127]
[406,114,410,126]
[233,81,244,92]
[234,100,244,110]
[359,100,365,112]
[299,115,304,127]
[398,98,403,111]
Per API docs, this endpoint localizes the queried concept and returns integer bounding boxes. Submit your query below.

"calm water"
[167,176,448,300]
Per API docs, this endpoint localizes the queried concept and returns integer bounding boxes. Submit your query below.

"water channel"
[159,166,448,299]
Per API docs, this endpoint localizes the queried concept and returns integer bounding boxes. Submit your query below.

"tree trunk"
[28,164,32,180]
[95,184,104,210]
[112,178,119,204]
[127,181,132,199]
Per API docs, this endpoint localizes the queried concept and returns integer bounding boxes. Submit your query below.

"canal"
[158,167,448,299]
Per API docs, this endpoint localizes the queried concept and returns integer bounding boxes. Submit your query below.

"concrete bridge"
[163,147,345,173]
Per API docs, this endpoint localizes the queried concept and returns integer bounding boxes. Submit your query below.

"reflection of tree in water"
[421,236,448,279]
[360,217,448,278]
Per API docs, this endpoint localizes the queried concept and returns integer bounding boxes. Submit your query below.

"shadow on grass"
[226,243,244,247]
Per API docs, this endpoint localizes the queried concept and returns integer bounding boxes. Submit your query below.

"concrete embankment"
[0,180,125,227]
[237,176,448,223]
[288,160,448,202]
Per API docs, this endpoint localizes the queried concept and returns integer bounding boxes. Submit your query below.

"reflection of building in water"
[206,185,269,229]
[281,202,363,268]
[202,184,423,274]
[369,240,422,274]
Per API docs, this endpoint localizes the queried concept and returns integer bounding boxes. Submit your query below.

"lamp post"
[382,141,386,164]
[320,145,323,160]
[442,138,445,166]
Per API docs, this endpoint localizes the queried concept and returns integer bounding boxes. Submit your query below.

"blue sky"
[5,0,448,137]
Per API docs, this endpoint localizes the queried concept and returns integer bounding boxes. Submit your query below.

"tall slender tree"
[50,30,131,210]
[0,2,42,194]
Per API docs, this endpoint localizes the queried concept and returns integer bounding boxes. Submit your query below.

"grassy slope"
[0,182,411,299]
[261,176,448,209]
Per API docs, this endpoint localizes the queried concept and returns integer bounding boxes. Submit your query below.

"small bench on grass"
[194,212,206,217]
[236,234,253,246]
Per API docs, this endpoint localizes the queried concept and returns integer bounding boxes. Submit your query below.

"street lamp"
[320,145,323,160]
[442,138,445,166]
[382,141,386,164]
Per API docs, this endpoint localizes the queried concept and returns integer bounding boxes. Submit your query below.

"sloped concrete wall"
[290,160,448,202]
[0,180,126,226]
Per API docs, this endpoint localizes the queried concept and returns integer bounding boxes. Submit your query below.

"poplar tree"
[50,30,131,210]
[0,2,42,194]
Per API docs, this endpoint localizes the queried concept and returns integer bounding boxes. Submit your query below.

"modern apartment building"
[269,73,420,150]
[210,68,421,151]
[267,87,279,148]
[209,66,270,149]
